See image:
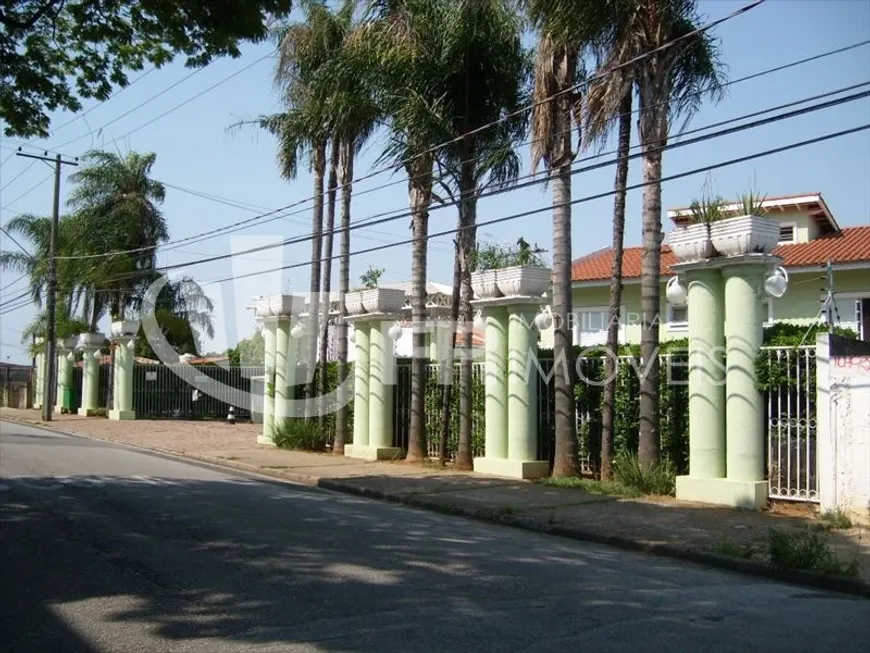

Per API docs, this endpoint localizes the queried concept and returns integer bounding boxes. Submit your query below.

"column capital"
[671,253,782,276]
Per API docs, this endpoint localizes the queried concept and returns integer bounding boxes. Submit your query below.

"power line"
[0,161,36,195]
[64,36,868,263]
[203,124,869,287]
[58,83,870,271]
[0,272,28,293]
[64,52,276,153]
[0,226,33,257]
[2,171,54,210]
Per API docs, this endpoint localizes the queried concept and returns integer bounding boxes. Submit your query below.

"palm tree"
[66,150,168,320]
[584,18,637,480]
[133,275,215,359]
[525,3,587,478]
[366,0,454,463]
[320,7,381,454]
[626,0,724,467]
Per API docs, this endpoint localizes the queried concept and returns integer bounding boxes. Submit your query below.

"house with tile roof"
[564,193,870,346]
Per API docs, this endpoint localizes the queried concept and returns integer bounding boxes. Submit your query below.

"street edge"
[3,415,868,600]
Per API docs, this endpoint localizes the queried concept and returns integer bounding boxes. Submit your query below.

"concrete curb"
[3,415,869,599]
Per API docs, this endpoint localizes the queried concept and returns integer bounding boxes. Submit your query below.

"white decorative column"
[54,337,76,414]
[260,317,277,444]
[33,339,45,409]
[109,320,138,421]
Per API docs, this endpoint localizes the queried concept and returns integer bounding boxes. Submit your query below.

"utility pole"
[15,150,78,421]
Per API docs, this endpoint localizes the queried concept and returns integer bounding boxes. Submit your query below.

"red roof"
[572,225,870,282]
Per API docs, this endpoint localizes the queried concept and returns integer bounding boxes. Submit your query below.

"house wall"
[767,207,818,243]
[567,267,870,346]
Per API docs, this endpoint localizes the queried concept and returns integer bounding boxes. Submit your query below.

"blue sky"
[1,0,869,364]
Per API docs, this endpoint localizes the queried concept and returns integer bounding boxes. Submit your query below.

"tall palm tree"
[584,18,637,480]
[525,3,587,478]
[366,0,454,463]
[320,6,381,454]
[626,0,724,467]
[67,150,168,320]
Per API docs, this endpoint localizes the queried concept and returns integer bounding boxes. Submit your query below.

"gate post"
[109,320,138,421]
[33,339,44,409]
[54,337,76,414]
[77,333,105,416]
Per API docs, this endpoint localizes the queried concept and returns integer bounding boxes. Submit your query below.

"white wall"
[817,333,870,526]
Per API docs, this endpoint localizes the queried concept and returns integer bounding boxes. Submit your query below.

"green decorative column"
[109,321,137,421]
[78,333,104,416]
[686,270,726,477]
[54,340,74,414]
[348,321,370,455]
[272,316,292,430]
[723,263,768,502]
[473,299,548,480]
[259,317,277,445]
[346,319,402,461]
[482,307,507,460]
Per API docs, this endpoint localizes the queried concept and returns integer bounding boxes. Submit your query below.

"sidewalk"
[2,407,868,596]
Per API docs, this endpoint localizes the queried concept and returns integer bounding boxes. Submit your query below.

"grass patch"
[766,527,859,577]
[718,527,859,578]
[270,419,328,452]
[540,476,641,498]
[820,509,853,530]
[612,452,676,496]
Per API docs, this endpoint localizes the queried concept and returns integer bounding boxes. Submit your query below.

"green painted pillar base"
[483,307,508,460]
[675,476,768,510]
[108,409,136,421]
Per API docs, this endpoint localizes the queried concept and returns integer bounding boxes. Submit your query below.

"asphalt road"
[1,420,868,653]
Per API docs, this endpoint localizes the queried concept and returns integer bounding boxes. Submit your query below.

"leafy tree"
[227,330,266,367]
[133,276,215,360]
[1,0,294,137]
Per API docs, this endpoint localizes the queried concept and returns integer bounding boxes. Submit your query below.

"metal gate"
[764,346,818,502]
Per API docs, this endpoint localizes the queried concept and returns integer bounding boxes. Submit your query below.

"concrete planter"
[667,223,716,262]
[361,288,405,314]
[471,270,500,299]
[269,294,305,317]
[111,320,139,338]
[345,291,367,316]
[254,296,273,318]
[56,336,78,350]
[77,332,105,348]
[710,215,780,257]
[495,266,552,297]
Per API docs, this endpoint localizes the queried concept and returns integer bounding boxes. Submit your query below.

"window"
[573,307,624,347]
[668,305,688,331]
[778,223,796,243]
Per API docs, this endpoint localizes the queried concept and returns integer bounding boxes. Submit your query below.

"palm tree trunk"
[601,90,632,480]
[439,238,461,466]
[551,53,579,479]
[304,140,327,418]
[334,138,355,455]
[638,128,665,470]
[318,142,340,430]
[406,156,433,464]
[455,145,476,471]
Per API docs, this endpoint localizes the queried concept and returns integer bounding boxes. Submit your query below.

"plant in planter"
[666,193,725,262]
[710,187,778,257]
[494,238,551,297]
[469,242,509,298]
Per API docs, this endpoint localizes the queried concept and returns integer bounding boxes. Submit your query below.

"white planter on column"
[361,288,405,314]
[470,270,500,299]
[57,336,77,350]
[269,294,305,317]
[345,291,367,316]
[78,333,105,348]
[709,215,779,257]
[667,224,716,262]
[495,266,552,297]
[111,320,139,338]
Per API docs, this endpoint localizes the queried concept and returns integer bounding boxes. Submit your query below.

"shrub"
[766,527,859,577]
[271,418,328,452]
[612,451,676,496]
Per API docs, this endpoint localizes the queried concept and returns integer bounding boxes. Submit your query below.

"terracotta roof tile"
[572,225,870,282]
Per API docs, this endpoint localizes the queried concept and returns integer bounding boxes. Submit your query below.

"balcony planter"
[361,288,405,314]
[667,224,716,262]
[495,266,552,297]
[709,215,779,257]
[470,270,500,299]
[111,320,139,338]
[344,291,367,316]
[77,332,106,349]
